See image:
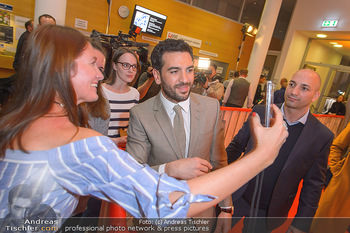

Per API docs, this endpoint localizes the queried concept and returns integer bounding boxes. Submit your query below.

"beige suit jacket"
[126,92,227,172]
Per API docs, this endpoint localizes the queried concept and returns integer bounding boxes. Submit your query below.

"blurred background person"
[137,66,161,103]
[253,75,266,105]
[223,71,239,91]
[327,94,346,116]
[13,20,34,72]
[223,68,251,108]
[274,78,288,104]
[311,122,350,233]
[208,63,223,83]
[38,14,56,26]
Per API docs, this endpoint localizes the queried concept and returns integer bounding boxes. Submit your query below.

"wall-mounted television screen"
[129,5,167,38]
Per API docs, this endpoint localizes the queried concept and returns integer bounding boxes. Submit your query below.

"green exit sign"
[322,20,338,27]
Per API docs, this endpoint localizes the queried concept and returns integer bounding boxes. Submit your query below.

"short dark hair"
[8,184,33,204]
[240,68,248,76]
[25,20,33,30]
[151,39,193,72]
[38,14,56,25]
[210,63,217,71]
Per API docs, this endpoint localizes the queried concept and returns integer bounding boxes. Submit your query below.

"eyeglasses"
[117,62,137,71]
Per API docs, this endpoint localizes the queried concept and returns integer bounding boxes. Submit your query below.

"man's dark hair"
[239,68,248,76]
[151,39,193,72]
[38,14,56,24]
[234,71,239,78]
[8,184,33,204]
[210,63,217,71]
[25,20,33,30]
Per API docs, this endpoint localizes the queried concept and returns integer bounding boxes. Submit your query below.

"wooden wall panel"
[65,0,254,79]
[3,0,35,18]
[1,1,254,79]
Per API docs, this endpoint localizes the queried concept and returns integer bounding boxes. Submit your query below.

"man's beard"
[162,82,192,103]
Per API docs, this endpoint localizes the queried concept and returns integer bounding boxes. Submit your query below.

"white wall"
[274,0,350,82]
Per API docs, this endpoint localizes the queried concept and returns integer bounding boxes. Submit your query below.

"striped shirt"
[0,136,214,225]
[102,85,139,138]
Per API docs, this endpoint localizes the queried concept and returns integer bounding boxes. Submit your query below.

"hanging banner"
[166,31,202,48]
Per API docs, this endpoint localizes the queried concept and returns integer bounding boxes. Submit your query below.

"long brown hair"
[0,25,89,157]
[104,48,140,86]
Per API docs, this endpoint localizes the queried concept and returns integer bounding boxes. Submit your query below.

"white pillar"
[34,0,67,27]
[245,0,283,107]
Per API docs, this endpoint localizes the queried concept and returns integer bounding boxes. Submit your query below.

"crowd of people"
[0,14,349,233]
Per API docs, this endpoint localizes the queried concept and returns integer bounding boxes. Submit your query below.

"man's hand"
[165,157,212,180]
[213,212,232,233]
[285,225,305,233]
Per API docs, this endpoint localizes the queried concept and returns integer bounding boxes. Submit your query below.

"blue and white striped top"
[0,136,214,222]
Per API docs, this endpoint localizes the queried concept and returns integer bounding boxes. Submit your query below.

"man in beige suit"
[126,39,232,233]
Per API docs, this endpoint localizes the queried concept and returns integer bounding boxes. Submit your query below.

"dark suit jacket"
[226,104,334,231]
[13,30,30,71]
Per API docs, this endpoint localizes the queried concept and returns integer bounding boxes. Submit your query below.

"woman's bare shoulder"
[72,127,103,142]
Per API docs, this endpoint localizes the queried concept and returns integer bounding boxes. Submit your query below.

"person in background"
[132,47,151,89]
[13,20,34,71]
[0,25,288,230]
[223,71,239,90]
[223,68,252,108]
[327,94,346,116]
[253,75,266,105]
[208,63,223,83]
[227,69,334,233]
[311,122,350,233]
[191,63,225,102]
[137,66,161,103]
[274,78,288,104]
[38,14,56,26]
[200,63,225,101]
[102,48,140,148]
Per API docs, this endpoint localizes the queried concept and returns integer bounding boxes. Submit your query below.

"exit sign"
[322,20,338,27]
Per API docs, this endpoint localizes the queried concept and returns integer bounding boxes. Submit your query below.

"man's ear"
[312,91,320,102]
[153,69,161,85]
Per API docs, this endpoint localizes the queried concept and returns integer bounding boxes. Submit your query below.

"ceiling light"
[241,23,258,37]
[198,57,210,70]
[329,42,337,45]
[334,44,343,48]
[317,34,327,38]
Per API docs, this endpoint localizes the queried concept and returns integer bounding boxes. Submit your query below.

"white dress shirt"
[158,92,191,173]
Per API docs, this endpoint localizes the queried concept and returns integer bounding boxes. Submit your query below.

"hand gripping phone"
[265,81,274,127]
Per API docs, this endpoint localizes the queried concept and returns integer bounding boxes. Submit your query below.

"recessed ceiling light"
[334,44,343,48]
[330,42,337,44]
[317,34,327,38]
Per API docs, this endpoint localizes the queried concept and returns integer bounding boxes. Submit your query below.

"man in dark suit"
[227,69,334,233]
[13,20,34,71]
[126,39,232,232]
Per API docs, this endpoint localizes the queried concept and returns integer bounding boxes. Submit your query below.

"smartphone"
[265,81,274,127]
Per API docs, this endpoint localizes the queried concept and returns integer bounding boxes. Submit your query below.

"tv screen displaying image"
[130,5,167,37]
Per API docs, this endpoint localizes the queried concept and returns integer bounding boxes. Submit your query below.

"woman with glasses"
[102,48,140,148]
